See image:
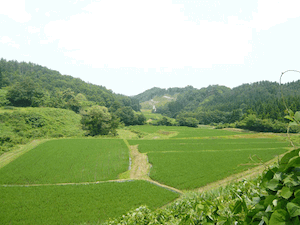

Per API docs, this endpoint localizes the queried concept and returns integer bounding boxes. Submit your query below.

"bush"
[237,114,288,133]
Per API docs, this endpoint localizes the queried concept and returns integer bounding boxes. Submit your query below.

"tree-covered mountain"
[0,59,147,154]
[132,86,196,103]
[152,81,300,132]
[0,58,140,111]
[155,85,231,118]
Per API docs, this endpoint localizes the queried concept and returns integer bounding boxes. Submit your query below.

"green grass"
[0,180,180,225]
[0,139,129,184]
[0,107,85,154]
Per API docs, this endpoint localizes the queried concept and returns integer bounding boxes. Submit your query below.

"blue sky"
[1,0,300,96]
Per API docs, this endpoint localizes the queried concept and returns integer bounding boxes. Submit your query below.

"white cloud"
[27,26,40,34]
[251,0,300,31]
[0,0,31,23]
[0,36,20,48]
[43,0,252,69]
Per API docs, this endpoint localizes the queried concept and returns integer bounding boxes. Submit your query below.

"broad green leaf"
[264,195,276,208]
[266,179,281,191]
[265,205,273,212]
[291,216,300,224]
[280,149,300,165]
[284,115,294,121]
[294,111,300,122]
[274,172,283,181]
[280,186,293,199]
[289,121,298,126]
[294,189,300,198]
[292,197,300,204]
[262,216,269,225]
[269,209,288,225]
[287,202,300,217]
[286,156,300,170]
[233,200,243,214]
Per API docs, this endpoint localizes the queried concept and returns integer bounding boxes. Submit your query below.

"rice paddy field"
[128,124,249,138]
[0,125,293,224]
[0,180,180,225]
[128,132,291,190]
[0,139,129,184]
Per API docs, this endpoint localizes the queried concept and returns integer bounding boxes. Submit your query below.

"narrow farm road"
[128,144,183,194]
[129,145,151,180]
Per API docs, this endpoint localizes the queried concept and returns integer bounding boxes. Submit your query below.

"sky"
[1,0,300,96]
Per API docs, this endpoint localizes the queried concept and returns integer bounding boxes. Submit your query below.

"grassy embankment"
[0,107,84,155]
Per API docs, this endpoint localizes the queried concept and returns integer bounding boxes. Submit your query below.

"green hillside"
[0,107,84,154]
[132,86,195,102]
[0,58,140,111]
[140,94,178,110]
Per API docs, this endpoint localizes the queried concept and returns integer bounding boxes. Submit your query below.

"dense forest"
[0,58,140,111]
[0,58,146,125]
[135,81,300,132]
[132,86,196,103]
[0,59,148,154]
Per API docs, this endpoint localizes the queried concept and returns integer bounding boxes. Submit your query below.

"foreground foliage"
[102,178,262,224]
[246,149,300,224]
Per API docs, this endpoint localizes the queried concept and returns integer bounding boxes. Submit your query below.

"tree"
[6,79,44,107]
[115,106,136,126]
[0,68,2,88]
[81,105,119,136]
[176,113,199,127]
[153,116,173,126]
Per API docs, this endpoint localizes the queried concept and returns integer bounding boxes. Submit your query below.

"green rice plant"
[0,180,180,225]
[147,148,288,190]
[129,138,290,153]
[170,126,248,138]
[0,139,129,184]
[129,124,250,139]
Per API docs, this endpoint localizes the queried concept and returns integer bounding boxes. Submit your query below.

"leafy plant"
[245,148,300,224]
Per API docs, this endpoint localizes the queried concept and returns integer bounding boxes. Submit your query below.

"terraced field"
[0,126,292,224]
[0,138,180,224]
[128,132,291,190]
[0,180,179,225]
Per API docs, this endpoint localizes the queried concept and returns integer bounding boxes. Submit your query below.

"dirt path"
[129,145,151,180]
[128,145,183,194]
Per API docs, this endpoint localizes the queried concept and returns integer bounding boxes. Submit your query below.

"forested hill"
[0,58,140,111]
[132,86,196,102]
[155,80,300,126]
